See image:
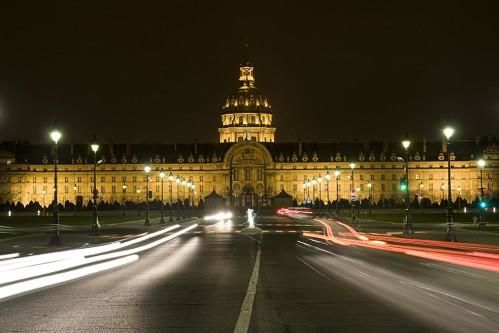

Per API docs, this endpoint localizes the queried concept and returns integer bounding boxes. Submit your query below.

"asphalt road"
[1,216,498,332]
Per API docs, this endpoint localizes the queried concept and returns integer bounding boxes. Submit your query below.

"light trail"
[0,255,139,301]
[307,219,499,273]
[0,224,180,272]
[0,224,197,289]
[0,253,19,260]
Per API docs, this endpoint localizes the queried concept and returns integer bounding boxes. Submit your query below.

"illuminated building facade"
[0,63,498,209]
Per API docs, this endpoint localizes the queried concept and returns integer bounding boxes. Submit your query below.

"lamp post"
[176,175,181,220]
[159,171,165,224]
[122,183,127,216]
[317,174,323,213]
[477,159,486,226]
[90,139,100,234]
[168,172,174,222]
[402,138,412,234]
[367,182,372,214]
[302,181,306,206]
[443,126,455,241]
[42,189,46,216]
[311,177,317,207]
[73,184,77,216]
[48,129,62,246]
[324,170,331,213]
[306,179,311,206]
[334,170,340,215]
[350,163,356,221]
[144,165,151,226]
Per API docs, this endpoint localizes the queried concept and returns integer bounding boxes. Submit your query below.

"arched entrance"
[223,141,274,209]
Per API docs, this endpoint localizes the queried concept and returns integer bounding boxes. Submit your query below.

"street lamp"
[443,126,455,241]
[477,158,486,226]
[168,172,174,222]
[176,175,181,220]
[367,182,372,214]
[48,129,62,246]
[302,181,306,206]
[402,138,412,234]
[349,163,356,221]
[159,171,165,224]
[334,170,340,215]
[73,184,77,216]
[306,179,311,206]
[90,138,100,233]
[122,183,127,216]
[324,171,331,207]
[144,165,151,226]
[317,174,323,214]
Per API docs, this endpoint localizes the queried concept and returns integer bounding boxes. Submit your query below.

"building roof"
[1,137,497,165]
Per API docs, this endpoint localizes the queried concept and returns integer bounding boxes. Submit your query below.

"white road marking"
[233,245,261,333]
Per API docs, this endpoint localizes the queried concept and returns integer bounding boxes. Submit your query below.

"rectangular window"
[44,177,47,183]
[155,185,160,193]
[64,177,68,183]
[33,186,37,194]
[415,174,420,180]
[279,175,284,181]
[64,185,68,193]
[112,176,116,182]
[122,176,126,182]
[233,169,239,181]
[245,168,251,181]
[101,185,105,194]
[200,185,204,194]
[33,177,37,183]
[199,176,204,182]
[370,174,375,180]
[78,185,81,193]
[392,183,396,192]
[360,175,364,180]
[133,176,137,182]
[213,176,216,182]
[18,177,22,183]
[101,176,106,183]
[77,177,82,183]
[429,174,433,180]
[293,175,297,181]
[112,185,116,193]
[381,175,385,180]
[429,183,433,191]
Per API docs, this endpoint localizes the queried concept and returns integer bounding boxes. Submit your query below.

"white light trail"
[204,211,232,221]
[0,255,138,301]
[0,253,19,260]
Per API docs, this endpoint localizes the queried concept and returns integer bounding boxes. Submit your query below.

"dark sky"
[1,1,499,144]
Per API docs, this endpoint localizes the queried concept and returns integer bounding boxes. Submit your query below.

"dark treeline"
[0,199,206,212]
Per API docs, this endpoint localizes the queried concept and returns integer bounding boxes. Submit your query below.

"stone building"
[0,62,498,209]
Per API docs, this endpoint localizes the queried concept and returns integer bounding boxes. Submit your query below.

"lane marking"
[234,245,261,333]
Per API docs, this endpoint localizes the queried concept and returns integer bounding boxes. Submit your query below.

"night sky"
[1,1,498,144]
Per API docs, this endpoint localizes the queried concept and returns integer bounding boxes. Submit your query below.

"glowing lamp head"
[367,183,372,188]
[349,162,355,170]
[122,184,127,189]
[443,127,454,140]
[144,165,151,173]
[324,172,331,180]
[50,130,62,144]
[168,172,174,181]
[402,140,411,150]
[159,171,165,178]
[317,175,323,183]
[477,159,486,168]
[334,170,340,177]
[480,201,487,208]
[90,143,99,153]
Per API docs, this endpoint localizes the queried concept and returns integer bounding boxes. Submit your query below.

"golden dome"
[222,62,271,115]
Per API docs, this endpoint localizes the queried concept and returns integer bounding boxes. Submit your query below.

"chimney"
[194,139,198,155]
[423,137,427,153]
[298,139,302,156]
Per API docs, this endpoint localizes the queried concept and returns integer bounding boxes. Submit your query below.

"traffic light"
[400,176,408,191]
[480,200,487,209]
